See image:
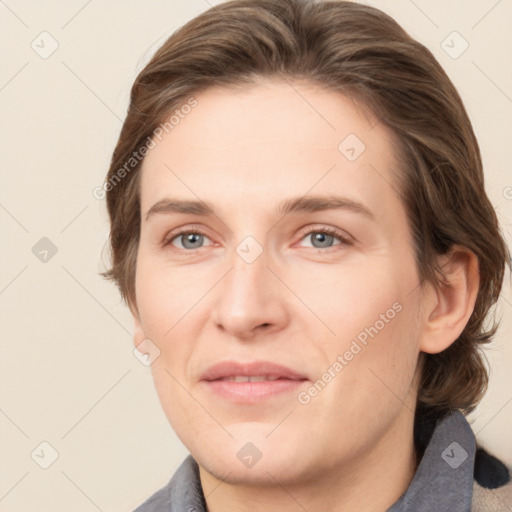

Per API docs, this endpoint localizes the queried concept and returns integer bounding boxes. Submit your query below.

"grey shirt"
[134,410,478,511]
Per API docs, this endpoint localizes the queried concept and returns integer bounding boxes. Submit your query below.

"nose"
[211,245,289,340]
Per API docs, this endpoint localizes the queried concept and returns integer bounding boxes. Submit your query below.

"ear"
[128,299,146,349]
[419,246,480,354]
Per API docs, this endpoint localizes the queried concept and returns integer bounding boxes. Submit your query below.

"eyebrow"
[145,194,375,221]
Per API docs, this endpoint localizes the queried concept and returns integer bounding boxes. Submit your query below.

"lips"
[218,375,285,382]
[200,361,308,403]
[200,361,307,382]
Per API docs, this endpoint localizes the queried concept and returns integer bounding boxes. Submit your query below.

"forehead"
[139,79,403,221]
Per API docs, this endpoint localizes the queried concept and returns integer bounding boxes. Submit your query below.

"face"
[134,79,428,485]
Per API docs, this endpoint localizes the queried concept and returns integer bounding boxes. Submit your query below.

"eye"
[298,227,351,250]
[163,230,213,250]
[162,226,352,252]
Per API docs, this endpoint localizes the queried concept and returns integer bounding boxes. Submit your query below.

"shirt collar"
[161,410,475,512]
[388,410,476,511]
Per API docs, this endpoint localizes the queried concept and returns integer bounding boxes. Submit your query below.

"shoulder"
[471,447,511,511]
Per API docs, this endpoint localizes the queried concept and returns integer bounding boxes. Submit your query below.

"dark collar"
[135,410,477,511]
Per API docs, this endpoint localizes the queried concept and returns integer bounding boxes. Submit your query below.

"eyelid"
[161,224,215,248]
[295,224,354,247]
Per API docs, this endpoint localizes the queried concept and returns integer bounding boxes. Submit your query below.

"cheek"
[149,363,203,448]
[334,297,421,412]
[297,260,408,345]
[309,262,421,404]
[135,257,200,336]
[135,261,199,382]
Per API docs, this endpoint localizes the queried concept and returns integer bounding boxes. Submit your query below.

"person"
[101,0,511,510]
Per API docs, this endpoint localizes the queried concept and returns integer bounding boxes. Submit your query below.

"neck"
[199,408,419,512]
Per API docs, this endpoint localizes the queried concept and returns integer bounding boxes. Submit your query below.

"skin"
[131,79,479,511]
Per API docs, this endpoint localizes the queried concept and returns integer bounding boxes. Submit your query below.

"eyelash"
[161,226,352,252]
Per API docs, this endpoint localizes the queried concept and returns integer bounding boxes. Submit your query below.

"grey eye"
[309,232,336,248]
[178,233,205,249]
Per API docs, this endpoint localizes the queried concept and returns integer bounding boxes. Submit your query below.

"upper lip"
[200,361,307,381]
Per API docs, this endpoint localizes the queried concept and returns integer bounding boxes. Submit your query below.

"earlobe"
[129,300,146,348]
[419,247,480,354]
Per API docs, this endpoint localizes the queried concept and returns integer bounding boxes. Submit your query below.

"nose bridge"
[211,235,287,337]
[221,221,269,290]
[224,239,270,306]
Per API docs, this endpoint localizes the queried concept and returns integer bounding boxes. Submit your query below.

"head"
[102,0,509,484]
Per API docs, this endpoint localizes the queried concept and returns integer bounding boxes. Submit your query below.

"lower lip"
[203,379,307,403]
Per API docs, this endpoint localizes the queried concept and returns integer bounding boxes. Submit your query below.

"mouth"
[200,361,308,403]
[216,375,293,382]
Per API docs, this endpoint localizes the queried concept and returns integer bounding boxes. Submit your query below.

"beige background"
[0,0,511,510]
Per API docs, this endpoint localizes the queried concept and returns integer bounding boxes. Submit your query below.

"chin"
[190,425,319,486]
[197,449,312,487]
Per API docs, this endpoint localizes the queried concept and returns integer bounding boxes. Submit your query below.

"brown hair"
[102,0,510,418]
